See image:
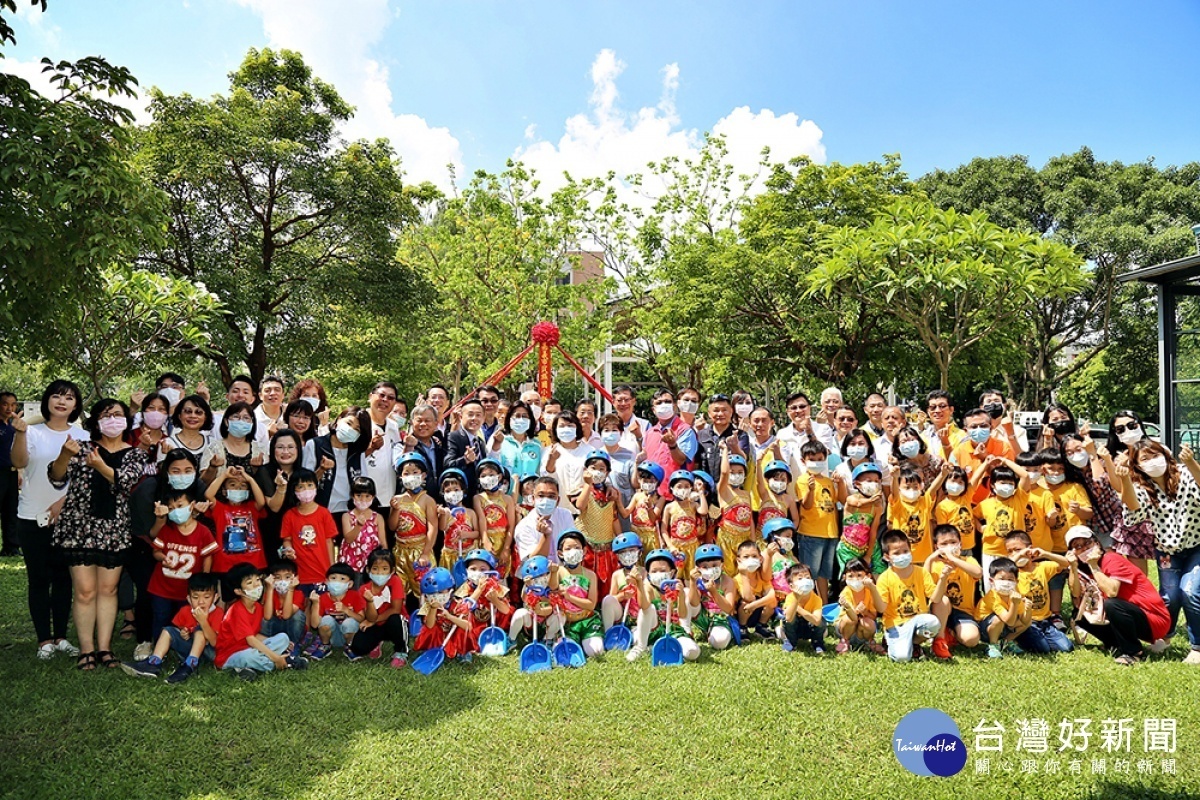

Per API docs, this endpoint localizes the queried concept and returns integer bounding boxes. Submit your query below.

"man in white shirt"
[211,375,260,444]
[611,384,649,454]
[513,476,575,565]
[776,391,837,474]
[253,375,287,442]
[363,381,401,504]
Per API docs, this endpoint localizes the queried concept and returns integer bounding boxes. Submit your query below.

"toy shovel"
[552,607,586,668]
[412,625,456,675]
[651,580,684,667]
[519,613,552,673]
[604,599,633,651]
[478,603,508,657]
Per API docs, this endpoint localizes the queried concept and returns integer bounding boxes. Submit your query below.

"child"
[924,524,982,657]
[437,469,480,569]
[627,463,664,547]
[1039,447,1093,627]
[280,468,338,594]
[837,463,885,574]
[147,490,218,643]
[735,539,777,639]
[762,517,801,621]
[629,548,699,662]
[691,470,719,542]
[934,465,978,555]
[973,456,1035,589]
[876,529,949,662]
[660,469,704,573]
[833,558,887,655]
[350,548,409,667]
[977,557,1032,658]
[341,476,384,575]
[389,453,439,595]
[1003,531,1073,653]
[887,464,945,566]
[574,452,624,594]
[216,562,307,680]
[455,549,513,645]
[205,464,268,580]
[601,533,644,635]
[782,563,826,654]
[798,441,839,598]
[305,562,366,659]
[553,530,606,658]
[515,474,538,522]
[261,558,306,646]
[473,459,515,578]
[412,566,476,663]
[685,543,737,651]
[715,445,755,577]
[1016,450,1057,555]
[121,573,223,684]
[508,556,561,645]
[758,460,800,537]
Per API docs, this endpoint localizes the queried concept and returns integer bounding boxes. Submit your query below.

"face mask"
[556,427,577,443]
[509,417,531,435]
[227,489,250,504]
[735,403,753,418]
[648,572,670,588]
[303,396,320,412]
[1014,555,1030,568]
[543,413,558,427]
[589,469,608,484]
[1141,457,1168,478]
[617,550,640,568]
[768,479,788,495]
[945,481,965,496]
[479,474,501,491]
[889,552,913,569]
[729,473,746,488]
[846,578,865,591]
[899,440,921,458]
[528,576,550,589]
[993,578,1016,595]
[740,557,762,572]
[335,422,360,444]
[535,498,558,517]
[444,490,464,506]
[672,486,691,501]
[466,568,486,585]
[228,419,254,438]
[353,497,373,511]
[560,548,584,568]
[654,403,675,421]
[521,493,533,506]
[678,400,699,415]
[530,405,543,422]
[806,461,827,476]
[143,410,168,430]
[168,472,195,490]
[1067,451,1090,468]
[858,481,880,498]
[394,416,406,429]
[295,488,317,504]
[369,572,390,586]
[402,474,425,491]
[983,403,1004,420]
[968,427,991,444]
[99,417,128,438]
[274,579,292,594]
[159,387,182,407]
[601,430,621,447]
[1045,472,1066,485]
[167,507,192,525]
[427,590,453,606]
[791,578,814,595]
[774,536,794,553]
[243,584,263,601]
[1026,470,1042,484]
[896,487,919,503]
[847,444,869,460]
[701,566,723,583]
[1118,428,1142,446]
[640,480,658,494]
[944,544,962,557]
[327,580,350,598]
[993,483,1016,499]
[1049,420,1075,435]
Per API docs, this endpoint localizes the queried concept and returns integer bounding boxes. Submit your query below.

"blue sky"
[5,0,1199,188]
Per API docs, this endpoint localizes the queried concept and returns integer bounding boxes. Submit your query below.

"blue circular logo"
[892,708,967,777]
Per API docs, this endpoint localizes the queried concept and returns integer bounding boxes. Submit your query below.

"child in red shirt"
[216,563,308,679]
[262,558,307,645]
[205,464,268,575]
[280,469,337,591]
[121,573,223,685]
[348,548,409,667]
[304,562,367,659]
[147,491,218,642]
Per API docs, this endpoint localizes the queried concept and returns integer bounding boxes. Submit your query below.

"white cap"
[1064,525,1095,546]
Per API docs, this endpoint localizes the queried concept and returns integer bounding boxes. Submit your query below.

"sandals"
[97,650,119,669]
[76,652,96,671]
[1114,654,1139,666]
[119,620,136,640]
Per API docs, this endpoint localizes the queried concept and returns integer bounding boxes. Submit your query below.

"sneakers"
[165,663,195,685]
[814,646,825,656]
[626,645,647,663]
[836,638,851,655]
[231,667,259,682]
[55,639,80,657]
[1182,649,1200,665]
[345,647,364,663]
[752,624,775,640]
[457,653,473,665]
[286,654,309,670]
[865,641,888,656]
[1005,640,1025,656]
[133,641,153,661]
[390,653,408,669]
[931,636,952,660]
[943,628,958,648]
[368,644,383,659]
[987,644,1003,659]
[307,644,332,661]
[36,642,56,660]
[1148,638,1170,654]
[1050,614,1068,632]
[120,659,162,679]
[781,638,794,653]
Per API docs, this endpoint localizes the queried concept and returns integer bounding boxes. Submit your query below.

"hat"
[851,462,883,480]
[1064,525,1096,546]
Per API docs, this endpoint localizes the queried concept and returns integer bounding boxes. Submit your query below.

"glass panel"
[1172,380,1200,451]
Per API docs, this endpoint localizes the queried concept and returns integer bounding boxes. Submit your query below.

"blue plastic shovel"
[451,541,468,587]
[412,625,456,676]
[478,604,508,657]
[519,613,552,673]
[553,609,586,668]
[603,599,633,651]
[728,616,743,646]
[409,609,423,639]
[651,581,684,667]
[822,602,841,625]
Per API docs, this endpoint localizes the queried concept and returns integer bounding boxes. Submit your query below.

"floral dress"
[51,442,148,568]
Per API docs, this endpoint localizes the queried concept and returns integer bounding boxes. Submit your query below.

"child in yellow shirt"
[1016,451,1058,553]
[833,558,886,655]
[973,457,1034,590]
[1003,531,1073,653]
[798,441,840,600]
[735,539,777,639]
[876,529,950,662]
[924,524,982,656]
[781,564,826,654]
[1040,446,1093,624]
[977,557,1032,659]
[887,464,946,565]
[934,465,979,554]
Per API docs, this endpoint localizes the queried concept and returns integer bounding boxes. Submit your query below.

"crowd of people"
[0,373,1194,683]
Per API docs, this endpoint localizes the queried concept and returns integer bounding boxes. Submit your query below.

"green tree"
[136,48,431,387]
[808,197,1086,391]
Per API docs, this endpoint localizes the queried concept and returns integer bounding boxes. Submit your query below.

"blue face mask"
[226,489,250,504]
[326,580,350,598]
[167,507,192,525]
[369,573,391,586]
[968,427,991,444]
[510,417,531,435]
[167,472,195,490]
[534,497,558,517]
[228,419,254,438]
[890,552,913,569]
[601,430,621,447]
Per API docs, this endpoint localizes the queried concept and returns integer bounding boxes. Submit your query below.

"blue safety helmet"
[762,460,791,478]
[637,462,665,484]
[612,533,643,553]
[644,548,676,569]
[695,543,724,564]
[762,517,797,542]
[463,549,497,570]
[518,555,551,580]
[419,567,455,595]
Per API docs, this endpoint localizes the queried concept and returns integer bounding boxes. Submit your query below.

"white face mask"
[993,483,1016,499]
[303,396,320,412]
[774,536,794,553]
[1141,456,1168,478]
[806,461,827,476]
[678,399,699,415]
[510,417,531,435]
[993,578,1016,596]
[847,444,869,460]
[589,469,608,484]
[402,474,424,491]
[617,550,640,568]
[601,430,621,447]
[943,544,962,557]
[1026,471,1042,484]
[672,486,691,501]
[528,575,550,589]
[740,557,762,572]
[530,405,543,422]
[479,474,501,491]
[899,439,922,458]
[274,579,292,594]
[648,572,670,588]
[889,552,912,569]
[556,427,577,443]
[858,481,880,498]
[768,479,788,495]
[945,481,965,496]
[159,387,182,407]
[791,578,814,595]
[1045,472,1066,485]
[353,497,373,511]
[243,584,263,601]
[335,421,360,443]
[640,480,658,494]
[1014,554,1031,568]
[560,548,584,568]
[466,568,486,585]
[654,403,674,420]
[846,578,865,591]
[735,403,754,418]
[700,566,723,583]
[444,490,464,506]
[427,590,453,607]
[729,472,746,488]
[1118,428,1142,446]
[1067,451,1090,468]
[900,488,921,503]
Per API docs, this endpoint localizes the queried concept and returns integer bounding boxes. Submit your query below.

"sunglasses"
[788,403,810,411]
[1112,421,1140,435]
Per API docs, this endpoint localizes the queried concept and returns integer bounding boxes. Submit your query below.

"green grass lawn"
[1,556,1197,800]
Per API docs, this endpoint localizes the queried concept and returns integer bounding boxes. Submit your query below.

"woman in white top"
[542,410,595,511]
[165,394,213,463]
[10,380,89,661]
[199,401,265,483]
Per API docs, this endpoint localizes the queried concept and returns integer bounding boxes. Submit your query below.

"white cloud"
[0,57,152,125]
[234,0,462,188]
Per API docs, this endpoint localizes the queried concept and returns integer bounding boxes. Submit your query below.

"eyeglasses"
[479,397,499,404]
[1112,421,1140,435]
[928,403,950,411]
[1068,538,1095,551]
